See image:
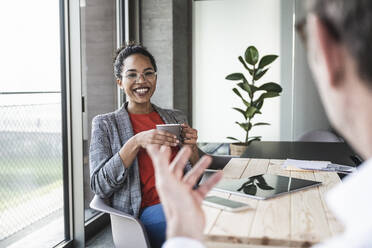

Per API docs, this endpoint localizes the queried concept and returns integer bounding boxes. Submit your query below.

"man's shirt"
[163,159,372,248]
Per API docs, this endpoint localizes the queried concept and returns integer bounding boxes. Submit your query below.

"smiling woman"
[89,44,199,248]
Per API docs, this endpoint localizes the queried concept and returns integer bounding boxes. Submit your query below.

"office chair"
[89,195,150,248]
[89,146,233,248]
[297,129,344,143]
[198,146,237,170]
[197,147,238,185]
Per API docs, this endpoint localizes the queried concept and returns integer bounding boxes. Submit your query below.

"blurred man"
[147,0,372,247]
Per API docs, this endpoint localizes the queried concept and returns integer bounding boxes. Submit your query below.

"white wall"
[193,0,281,142]
[192,0,330,143]
[292,0,329,140]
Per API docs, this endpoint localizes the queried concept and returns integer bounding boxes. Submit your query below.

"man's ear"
[310,15,344,87]
[116,79,123,88]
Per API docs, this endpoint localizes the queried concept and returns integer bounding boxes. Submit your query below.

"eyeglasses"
[295,16,341,48]
[295,18,307,47]
[124,70,157,82]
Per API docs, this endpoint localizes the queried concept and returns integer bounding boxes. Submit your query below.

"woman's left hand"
[181,123,198,146]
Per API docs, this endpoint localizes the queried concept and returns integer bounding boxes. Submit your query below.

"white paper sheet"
[283,159,330,170]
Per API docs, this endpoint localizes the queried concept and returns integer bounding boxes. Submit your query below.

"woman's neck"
[127,101,153,114]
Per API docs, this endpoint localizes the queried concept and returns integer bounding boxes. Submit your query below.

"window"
[0,1,68,247]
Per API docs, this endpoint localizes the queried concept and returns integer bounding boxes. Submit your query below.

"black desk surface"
[241,141,361,167]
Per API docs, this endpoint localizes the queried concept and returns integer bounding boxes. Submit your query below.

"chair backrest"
[90,195,150,248]
[198,147,237,170]
[297,130,344,143]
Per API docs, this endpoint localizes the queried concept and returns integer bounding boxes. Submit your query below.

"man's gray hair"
[308,0,372,85]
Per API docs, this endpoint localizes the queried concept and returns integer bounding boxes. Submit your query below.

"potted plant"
[226,45,282,156]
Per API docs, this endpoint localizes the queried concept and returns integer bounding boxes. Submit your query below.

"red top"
[129,111,179,209]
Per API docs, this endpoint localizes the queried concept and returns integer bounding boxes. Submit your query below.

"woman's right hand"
[135,129,179,149]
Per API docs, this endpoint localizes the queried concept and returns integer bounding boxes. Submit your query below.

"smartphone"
[203,196,251,212]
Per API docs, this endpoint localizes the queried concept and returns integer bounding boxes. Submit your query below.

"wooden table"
[203,158,344,248]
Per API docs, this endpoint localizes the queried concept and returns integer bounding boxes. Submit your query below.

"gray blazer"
[89,102,191,217]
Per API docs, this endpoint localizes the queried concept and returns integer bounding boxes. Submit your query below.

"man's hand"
[146,145,223,242]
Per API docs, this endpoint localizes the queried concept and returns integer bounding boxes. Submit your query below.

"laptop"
[213,174,322,200]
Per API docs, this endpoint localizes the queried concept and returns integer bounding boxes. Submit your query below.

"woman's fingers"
[156,129,178,139]
[181,125,198,145]
[150,140,177,147]
[183,138,197,145]
[154,135,179,145]
[183,132,198,139]
[149,130,179,146]
[182,155,212,186]
[197,171,223,198]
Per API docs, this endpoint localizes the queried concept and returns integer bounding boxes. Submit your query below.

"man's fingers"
[146,144,161,155]
[151,139,178,147]
[197,171,223,198]
[169,146,192,179]
[182,155,212,186]
[146,144,171,174]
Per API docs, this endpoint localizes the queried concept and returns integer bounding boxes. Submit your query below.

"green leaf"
[239,56,254,75]
[254,68,268,81]
[248,136,262,140]
[237,82,252,95]
[226,136,241,142]
[232,107,247,119]
[256,182,274,190]
[235,121,251,131]
[263,91,280,98]
[243,184,257,195]
[247,136,261,145]
[250,85,258,93]
[242,99,251,108]
[238,56,249,71]
[246,106,258,118]
[256,92,280,103]
[232,88,243,98]
[226,73,244,81]
[253,122,270,126]
[258,55,278,69]
[254,100,264,110]
[245,46,259,66]
[233,88,250,107]
[247,122,252,131]
[257,82,282,93]
[247,67,254,75]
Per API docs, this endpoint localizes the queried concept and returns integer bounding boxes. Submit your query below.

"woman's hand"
[135,129,179,149]
[181,123,198,146]
[181,123,199,165]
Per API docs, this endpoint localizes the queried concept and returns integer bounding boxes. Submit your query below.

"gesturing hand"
[146,145,223,242]
[135,129,179,149]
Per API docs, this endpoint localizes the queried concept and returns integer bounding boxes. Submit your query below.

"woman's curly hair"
[113,41,157,81]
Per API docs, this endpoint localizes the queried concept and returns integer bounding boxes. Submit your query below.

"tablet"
[213,174,321,200]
